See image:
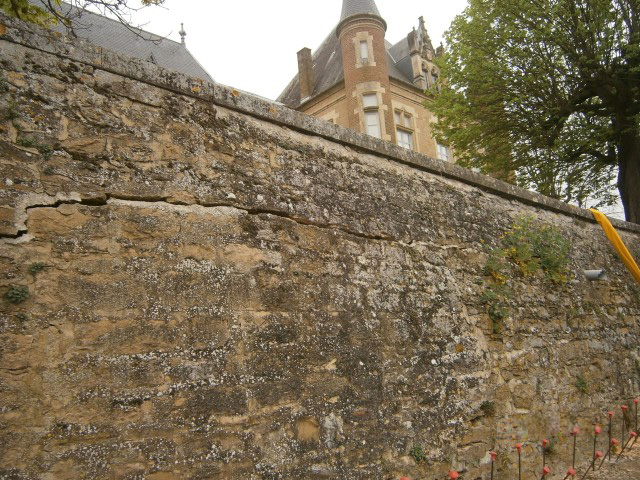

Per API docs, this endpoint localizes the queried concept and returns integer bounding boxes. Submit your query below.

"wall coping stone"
[1,14,638,234]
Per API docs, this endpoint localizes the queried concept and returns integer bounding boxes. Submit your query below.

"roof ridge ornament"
[179,23,186,46]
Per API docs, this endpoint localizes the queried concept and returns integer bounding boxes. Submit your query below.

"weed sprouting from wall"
[480,400,496,416]
[575,375,588,394]
[4,285,29,304]
[29,262,46,275]
[482,216,571,332]
[409,445,427,464]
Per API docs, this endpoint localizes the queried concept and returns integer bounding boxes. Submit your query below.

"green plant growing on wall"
[543,439,556,456]
[16,136,54,158]
[481,216,571,330]
[409,445,427,464]
[501,217,570,283]
[483,247,509,285]
[481,284,511,334]
[4,285,29,304]
[480,400,496,416]
[38,144,53,159]
[28,262,46,275]
[2,101,18,121]
[575,375,588,394]
[16,136,37,149]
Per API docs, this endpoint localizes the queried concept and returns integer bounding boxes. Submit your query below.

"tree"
[0,0,164,29]
[432,0,640,223]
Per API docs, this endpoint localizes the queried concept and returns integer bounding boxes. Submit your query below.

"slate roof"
[339,0,385,28]
[31,0,213,82]
[277,30,417,109]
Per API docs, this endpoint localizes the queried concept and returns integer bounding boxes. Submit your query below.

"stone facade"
[1,15,640,480]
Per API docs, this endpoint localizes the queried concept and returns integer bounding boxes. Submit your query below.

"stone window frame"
[394,108,415,150]
[391,100,421,152]
[362,93,381,138]
[437,143,452,162]
[353,32,376,68]
[354,82,390,141]
[320,109,340,125]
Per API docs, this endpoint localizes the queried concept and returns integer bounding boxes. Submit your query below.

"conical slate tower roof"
[338,0,387,33]
[340,0,382,21]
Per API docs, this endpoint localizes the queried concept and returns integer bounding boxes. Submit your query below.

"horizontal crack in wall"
[1,193,398,244]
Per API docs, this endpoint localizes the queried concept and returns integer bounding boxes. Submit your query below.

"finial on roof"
[179,23,186,46]
[337,0,387,36]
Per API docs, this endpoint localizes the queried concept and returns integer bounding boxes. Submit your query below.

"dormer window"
[360,41,369,63]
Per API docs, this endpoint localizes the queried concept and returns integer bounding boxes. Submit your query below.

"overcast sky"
[127,0,469,100]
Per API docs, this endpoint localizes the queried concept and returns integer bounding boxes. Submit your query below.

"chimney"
[297,48,314,101]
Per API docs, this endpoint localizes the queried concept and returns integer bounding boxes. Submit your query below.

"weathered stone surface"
[0,14,639,480]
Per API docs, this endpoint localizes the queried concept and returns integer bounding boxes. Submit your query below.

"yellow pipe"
[589,209,640,284]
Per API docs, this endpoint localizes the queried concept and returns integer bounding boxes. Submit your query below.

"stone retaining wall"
[1,15,639,480]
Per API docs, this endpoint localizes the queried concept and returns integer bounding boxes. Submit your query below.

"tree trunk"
[617,129,640,224]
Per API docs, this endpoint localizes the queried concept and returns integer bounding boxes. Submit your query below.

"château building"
[278,0,451,162]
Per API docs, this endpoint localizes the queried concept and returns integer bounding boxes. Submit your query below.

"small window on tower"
[365,111,381,138]
[362,93,378,109]
[362,93,381,139]
[360,40,369,63]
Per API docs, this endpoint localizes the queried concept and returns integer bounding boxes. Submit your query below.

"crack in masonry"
[0,194,107,241]
[1,193,398,244]
[109,196,397,243]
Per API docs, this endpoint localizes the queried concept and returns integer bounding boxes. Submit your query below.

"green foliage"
[16,136,36,149]
[575,375,588,394]
[409,445,427,464]
[481,283,510,333]
[38,144,53,158]
[483,247,509,284]
[0,77,8,93]
[28,262,46,275]
[16,136,54,158]
[2,102,18,121]
[543,439,556,456]
[480,400,496,416]
[487,217,570,284]
[1,0,165,29]
[481,217,570,332]
[4,285,29,304]
[502,217,570,283]
[0,0,57,26]
[433,0,640,221]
